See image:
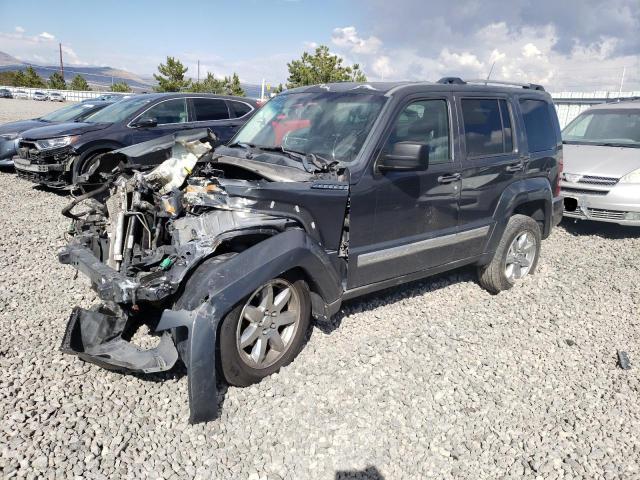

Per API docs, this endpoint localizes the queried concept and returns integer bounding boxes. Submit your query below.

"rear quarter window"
[192,98,230,121]
[230,101,253,118]
[519,99,556,152]
[461,98,513,157]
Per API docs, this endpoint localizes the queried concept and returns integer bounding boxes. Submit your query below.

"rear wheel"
[478,214,541,294]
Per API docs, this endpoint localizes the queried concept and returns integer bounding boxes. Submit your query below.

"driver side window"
[385,99,450,164]
[139,99,188,125]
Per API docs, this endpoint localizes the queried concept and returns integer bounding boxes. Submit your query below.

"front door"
[348,96,461,288]
[132,97,191,143]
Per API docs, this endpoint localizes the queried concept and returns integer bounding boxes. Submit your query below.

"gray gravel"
[0,98,76,123]
[1,119,640,478]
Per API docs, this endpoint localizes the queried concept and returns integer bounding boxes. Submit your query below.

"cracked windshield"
[233,92,387,163]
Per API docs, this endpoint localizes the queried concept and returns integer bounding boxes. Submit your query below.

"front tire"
[219,273,311,387]
[478,214,541,294]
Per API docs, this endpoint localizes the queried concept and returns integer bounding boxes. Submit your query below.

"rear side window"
[461,99,513,157]
[139,99,187,125]
[520,99,556,152]
[192,98,229,121]
[230,101,252,118]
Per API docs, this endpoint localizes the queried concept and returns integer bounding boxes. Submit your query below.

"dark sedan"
[15,93,257,188]
[0,100,114,167]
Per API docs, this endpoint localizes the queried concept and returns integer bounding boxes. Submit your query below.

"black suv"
[58,78,563,423]
[14,93,257,188]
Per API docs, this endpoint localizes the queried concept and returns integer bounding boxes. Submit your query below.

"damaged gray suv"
[59,79,563,422]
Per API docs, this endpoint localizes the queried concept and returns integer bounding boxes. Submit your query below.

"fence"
[551,91,640,128]
[0,86,129,102]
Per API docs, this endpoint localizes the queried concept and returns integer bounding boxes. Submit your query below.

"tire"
[478,214,542,294]
[174,259,311,387]
[76,151,110,191]
[219,272,311,387]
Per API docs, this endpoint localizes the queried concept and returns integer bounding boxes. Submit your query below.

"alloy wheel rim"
[236,279,300,369]
[504,231,537,282]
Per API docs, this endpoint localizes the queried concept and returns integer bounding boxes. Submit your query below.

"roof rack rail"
[465,79,545,91]
[437,77,546,91]
[436,77,466,85]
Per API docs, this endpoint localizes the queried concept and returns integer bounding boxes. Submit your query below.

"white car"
[13,90,29,99]
[561,99,640,226]
[49,92,65,102]
[33,91,49,101]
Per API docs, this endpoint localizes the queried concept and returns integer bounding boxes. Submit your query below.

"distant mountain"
[0,51,24,66]
[0,51,263,97]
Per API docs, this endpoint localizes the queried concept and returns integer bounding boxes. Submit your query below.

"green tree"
[70,74,90,91]
[190,72,224,93]
[48,72,66,90]
[110,82,132,93]
[23,66,46,88]
[273,83,285,94]
[153,56,191,92]
[13,70,26,87]
[223,73,245,96]
[0,71,19,86]
[286,45,367,88]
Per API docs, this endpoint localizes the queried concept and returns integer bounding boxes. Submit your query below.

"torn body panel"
[59,131,349,423]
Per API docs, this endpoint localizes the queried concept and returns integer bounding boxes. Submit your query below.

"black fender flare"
[71,141,124,181]
[154,228,343,423]
[485,177,553,254]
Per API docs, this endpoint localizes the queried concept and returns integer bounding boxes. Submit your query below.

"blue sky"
[0,0,638,90]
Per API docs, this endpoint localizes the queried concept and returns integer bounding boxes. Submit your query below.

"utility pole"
[59,43,64,79]
[197,60,200,83]
[261,78,265,100]
[618,66,626,96]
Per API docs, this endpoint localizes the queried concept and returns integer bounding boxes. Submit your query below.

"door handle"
[505,162,524,173]
[437,173,461,184]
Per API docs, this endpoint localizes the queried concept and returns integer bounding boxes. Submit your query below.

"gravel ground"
[0,98,75,123]
[0,124,639,478]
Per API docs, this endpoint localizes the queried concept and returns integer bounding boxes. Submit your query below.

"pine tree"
[153,56,191,92]
[286,46,367,88]
[70,74,91,91]
[48,72,66,90]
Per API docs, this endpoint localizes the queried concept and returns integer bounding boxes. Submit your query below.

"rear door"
[456,95,523,258]
[189,97,236,144]
[131,98,190,143]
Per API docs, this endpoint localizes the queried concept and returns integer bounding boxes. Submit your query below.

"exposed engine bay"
[58,130,349,422]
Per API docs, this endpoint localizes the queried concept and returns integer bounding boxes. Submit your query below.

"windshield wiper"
[255,146,340,173]
[227,142,255,149]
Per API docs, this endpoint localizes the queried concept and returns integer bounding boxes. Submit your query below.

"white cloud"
[522,43,542,58]
[0,28,89,66]
[15,26,25,33]
[372,56,392,80]
[331,26,382,55]
[38,32,55,41]
[303,41,319,51]
[327,21,638,90]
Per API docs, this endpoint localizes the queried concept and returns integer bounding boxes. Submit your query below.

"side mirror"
[378,142,429,172]
[132,117,157,128]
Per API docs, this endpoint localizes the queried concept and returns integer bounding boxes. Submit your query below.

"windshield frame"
[562,108,640,147]
[228,91,389,167]
[83,95,154,124]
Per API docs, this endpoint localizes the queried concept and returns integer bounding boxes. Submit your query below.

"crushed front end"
[58,131,349,422]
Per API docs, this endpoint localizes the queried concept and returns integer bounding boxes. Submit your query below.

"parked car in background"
[58,79,563,423]
[33,91,49,101]
[561,99,640,226]
[0,101,114,167]
[0,88,12,98]
[49,92,65,102]
[14,90,29,99]
[82,93,132,102]
[14,93,257,188]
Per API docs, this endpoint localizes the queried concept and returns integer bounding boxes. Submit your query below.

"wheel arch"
[485,177,554,255]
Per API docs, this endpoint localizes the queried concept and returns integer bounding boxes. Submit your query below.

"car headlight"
[35,135,79,150]
[619,168,640,184]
